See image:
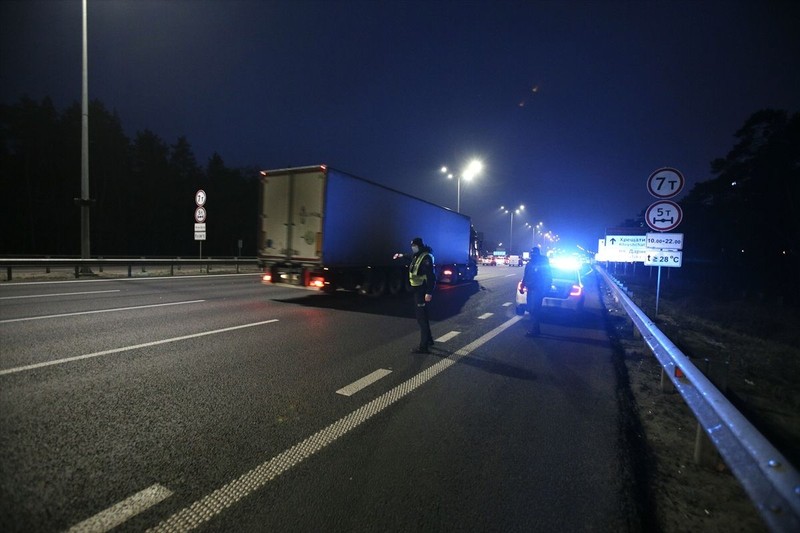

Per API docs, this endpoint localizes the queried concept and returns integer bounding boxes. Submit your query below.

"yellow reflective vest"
[409,252,433,287]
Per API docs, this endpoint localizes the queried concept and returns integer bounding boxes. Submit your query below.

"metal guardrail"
[0,257,260,281]
[597,264,800,532]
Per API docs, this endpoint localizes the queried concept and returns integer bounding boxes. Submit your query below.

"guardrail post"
[74,265,79,279]
[99,257,103,273]
[170,263,174,276]
[128,264,132,278]
[236,258,240,273]
[6,266,11,281]
[660,367,675,393]
[141,257,146,273]
[46,255,51,274]
[694,424,721,467]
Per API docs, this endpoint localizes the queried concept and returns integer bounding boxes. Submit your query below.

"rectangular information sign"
[194,232,206,241]
[603,234,647,262]
[644,250,682,267]
[646,232,683,250]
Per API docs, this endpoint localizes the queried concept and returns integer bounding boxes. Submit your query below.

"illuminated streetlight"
[441,159,483,213]
[500,204,524,255]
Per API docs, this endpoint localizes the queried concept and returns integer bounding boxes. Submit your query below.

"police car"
[515,256,586,315]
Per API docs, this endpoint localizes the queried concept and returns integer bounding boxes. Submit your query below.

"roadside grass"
[623,277,800,468]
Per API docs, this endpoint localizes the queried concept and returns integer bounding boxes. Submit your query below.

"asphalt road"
[0,265,644,532]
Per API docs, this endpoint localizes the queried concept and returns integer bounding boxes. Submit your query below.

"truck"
[257,165,478,296]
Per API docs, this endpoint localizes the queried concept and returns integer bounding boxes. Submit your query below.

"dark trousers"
[413,287,433,348]
[527,288,545,333]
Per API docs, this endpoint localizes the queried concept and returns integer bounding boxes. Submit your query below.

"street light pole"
[510,212,514,254]
[501,204,524,255]
[78,0,92,266]
[442,160,482,213]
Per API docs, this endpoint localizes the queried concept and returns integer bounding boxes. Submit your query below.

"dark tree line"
[1,96,259,257]
[622,109,800,300]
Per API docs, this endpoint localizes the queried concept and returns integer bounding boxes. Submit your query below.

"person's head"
[411,237,424,254]
[531,247,541,256]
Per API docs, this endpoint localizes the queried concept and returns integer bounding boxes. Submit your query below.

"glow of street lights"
[462,160,483,181]
[442,159,483,213]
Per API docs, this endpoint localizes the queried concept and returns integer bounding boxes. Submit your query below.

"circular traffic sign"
[195,206,207,223]
[647,167,685,199]
[195,189,207,207]
[645,200,682,231]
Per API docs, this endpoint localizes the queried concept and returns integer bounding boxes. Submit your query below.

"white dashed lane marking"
[68,484,173,533]
[502,302,512,307]
[434,331,460,343]
[477,312,494,319]
[336,368,392,396]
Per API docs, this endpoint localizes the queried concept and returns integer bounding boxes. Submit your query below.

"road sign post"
[646,168,685,315]
[195,190,207,261]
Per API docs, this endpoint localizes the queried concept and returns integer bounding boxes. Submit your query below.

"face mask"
[411,245,420,254]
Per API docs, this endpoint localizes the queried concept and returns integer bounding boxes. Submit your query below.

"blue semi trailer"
[257,165,478,295]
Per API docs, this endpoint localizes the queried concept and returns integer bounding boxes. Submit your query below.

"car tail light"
[262,273,272,282]
[517,281,526,294]
[443,269,453,276]
[569,284,583,297]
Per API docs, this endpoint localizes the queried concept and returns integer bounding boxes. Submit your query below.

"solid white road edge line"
[148,315,523,533]
[67,484,173,533]
[0,273,260,287]
[435,331,460,343]
[0,300,205,324]
[336,368,393,396]
[0,289,121,300]
[0,320,279,377]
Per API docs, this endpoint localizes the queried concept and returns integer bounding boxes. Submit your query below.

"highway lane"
[0,266,643,531]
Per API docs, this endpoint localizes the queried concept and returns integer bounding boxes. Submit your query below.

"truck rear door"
[259,168,324,262]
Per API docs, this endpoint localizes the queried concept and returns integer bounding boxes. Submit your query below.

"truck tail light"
[309,276,326,288]
[569,285,582,297]
[262,273,272,282]
[443,268,453,276]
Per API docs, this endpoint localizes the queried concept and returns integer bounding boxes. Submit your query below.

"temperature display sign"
[644,251,683,267]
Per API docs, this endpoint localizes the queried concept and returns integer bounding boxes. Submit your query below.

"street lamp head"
[440,166,448,173]
[462,160,483,181]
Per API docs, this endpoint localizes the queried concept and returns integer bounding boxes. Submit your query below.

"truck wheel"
[360,270,386,297]
[387,269,405,295]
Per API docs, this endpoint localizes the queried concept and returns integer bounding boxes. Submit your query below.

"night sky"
[2,0,799,253]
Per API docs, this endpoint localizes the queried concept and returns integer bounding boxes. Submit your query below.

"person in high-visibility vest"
[409,237,436,353]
